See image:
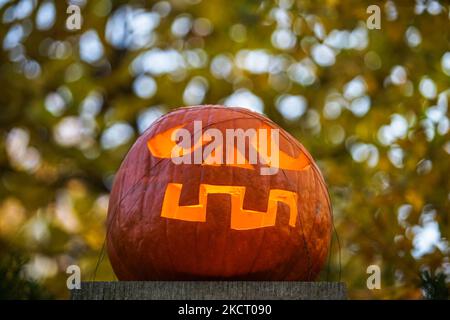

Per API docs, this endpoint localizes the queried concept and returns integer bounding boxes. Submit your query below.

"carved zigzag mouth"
[161,183,298,231]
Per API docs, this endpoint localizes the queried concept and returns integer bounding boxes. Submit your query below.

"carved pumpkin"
[107,105,332,280]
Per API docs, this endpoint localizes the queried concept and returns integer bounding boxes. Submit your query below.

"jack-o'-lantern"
[107,105,332,280]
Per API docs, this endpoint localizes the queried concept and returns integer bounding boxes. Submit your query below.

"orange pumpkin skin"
[107,105,332,281]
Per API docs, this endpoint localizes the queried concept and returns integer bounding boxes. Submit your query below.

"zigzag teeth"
[161,183,298,230]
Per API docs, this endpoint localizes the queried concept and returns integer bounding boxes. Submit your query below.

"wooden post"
[71,281,347,300]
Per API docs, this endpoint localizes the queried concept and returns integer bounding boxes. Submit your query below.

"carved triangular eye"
[147,124,204,158]
[256,124,311,171]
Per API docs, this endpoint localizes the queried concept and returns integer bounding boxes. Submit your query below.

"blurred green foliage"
[420,270,448,299]
[0,0,449,299]
[0,240,53,299]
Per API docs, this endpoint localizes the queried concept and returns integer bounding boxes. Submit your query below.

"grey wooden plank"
[71,281,347,300]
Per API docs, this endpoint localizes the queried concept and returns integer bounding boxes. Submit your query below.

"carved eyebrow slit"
[147,123,311,172]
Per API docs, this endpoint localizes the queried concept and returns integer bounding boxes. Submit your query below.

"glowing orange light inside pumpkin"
[161,183,298,230]
[146,123,311,171]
